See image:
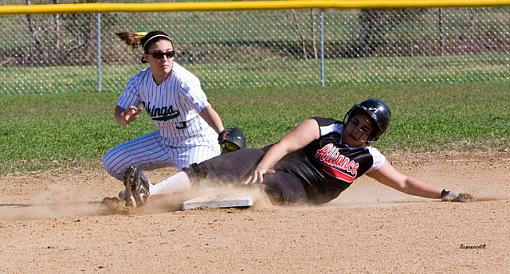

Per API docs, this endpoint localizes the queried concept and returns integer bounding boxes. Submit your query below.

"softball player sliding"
[102,30,225,182]
[118,99,472,208]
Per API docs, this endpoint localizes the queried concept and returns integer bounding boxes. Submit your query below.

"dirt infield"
[1,152,509,273]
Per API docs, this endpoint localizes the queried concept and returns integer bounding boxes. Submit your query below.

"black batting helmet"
[344,98,391,143]
[218,127,247,153]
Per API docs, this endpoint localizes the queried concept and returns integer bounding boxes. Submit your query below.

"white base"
[182,193,253,210]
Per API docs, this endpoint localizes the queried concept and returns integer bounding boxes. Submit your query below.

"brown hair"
[140,30,173,53]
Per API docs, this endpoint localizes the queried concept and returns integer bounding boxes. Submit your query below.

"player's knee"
[101,149,115,168]
[104,166,124,181]
[101,157,124,181]
[102,148,130,179]
[263,183,308,206]
[263,185,285,205]
[184,163,208,179]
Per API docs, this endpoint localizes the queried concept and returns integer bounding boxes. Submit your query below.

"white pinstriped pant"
[102,130,221,181]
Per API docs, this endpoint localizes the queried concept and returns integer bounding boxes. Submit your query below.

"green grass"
[1,81,509,174]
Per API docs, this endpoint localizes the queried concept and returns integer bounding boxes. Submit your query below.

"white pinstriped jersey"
[117,62,217,145]
[102,62,220,180]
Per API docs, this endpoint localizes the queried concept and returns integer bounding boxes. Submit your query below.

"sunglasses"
[148,50,175,59]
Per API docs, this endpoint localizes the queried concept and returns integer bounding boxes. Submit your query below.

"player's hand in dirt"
[244,167,275,184]
[122,106,142,124]
[451,193,474,202]
[441,190,474,202]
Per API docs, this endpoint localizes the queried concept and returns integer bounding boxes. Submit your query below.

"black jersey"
[273,117,385,204]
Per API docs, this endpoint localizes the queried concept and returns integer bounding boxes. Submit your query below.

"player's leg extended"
[188,148,266,180]
[184,149,309,205]
[123,151,263,208]
[145,148,266,203]
[102,130,175,181]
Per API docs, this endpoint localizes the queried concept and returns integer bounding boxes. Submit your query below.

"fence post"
[319,9,325,87]
[96,13,103,92]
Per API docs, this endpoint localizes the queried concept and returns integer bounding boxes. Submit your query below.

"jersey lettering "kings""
[315,143,359,183]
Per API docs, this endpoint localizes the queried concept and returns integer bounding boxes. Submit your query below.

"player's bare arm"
[245,119,320,184]
[114,105,142,125]
[366,160,443,199]
[199,105,224,134]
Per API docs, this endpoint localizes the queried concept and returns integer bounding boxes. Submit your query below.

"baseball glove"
[218,127,247,153]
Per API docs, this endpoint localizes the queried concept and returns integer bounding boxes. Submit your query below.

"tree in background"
[342,8,426,58]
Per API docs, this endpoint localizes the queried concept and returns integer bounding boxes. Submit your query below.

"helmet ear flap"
[342,108,351,125]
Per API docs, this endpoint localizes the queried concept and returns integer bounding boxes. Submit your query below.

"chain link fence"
[1,2,510,94]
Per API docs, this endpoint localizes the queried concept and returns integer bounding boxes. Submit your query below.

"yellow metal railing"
[1,0,510,15]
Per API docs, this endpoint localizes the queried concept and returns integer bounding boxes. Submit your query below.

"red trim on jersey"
[322,165,356,183]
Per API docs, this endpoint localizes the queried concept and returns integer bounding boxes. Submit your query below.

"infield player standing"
[102,30,225,183]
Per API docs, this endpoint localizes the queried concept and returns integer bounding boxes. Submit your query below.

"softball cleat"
[123,166,150,208]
